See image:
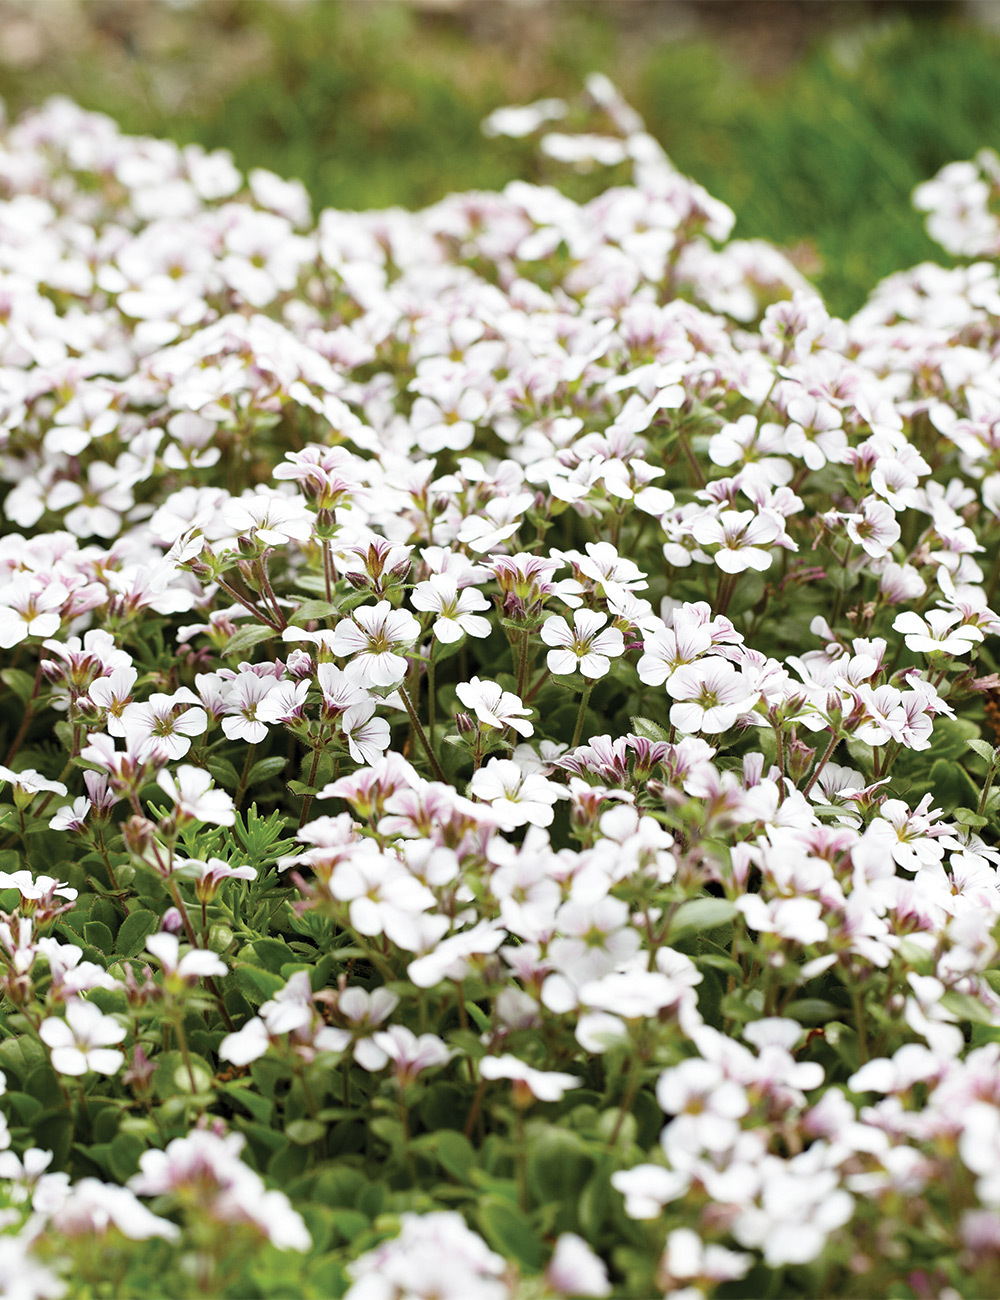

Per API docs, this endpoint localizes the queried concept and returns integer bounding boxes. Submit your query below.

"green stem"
[214,577,281,632]
[4,659,44,765]
[801,732,840,798]
[398,1090,417,1182]
[297,740,324,830]
[608,1051,643,1147]
[399,684,446,782]
[515,627,530,700]
[850,983,869,1064]
[978,750,999,817]
[463,1077,488,1140]
[570,683,592,750]
[173,1011,201,1097]
[773,724,786,803]
[676,425,705,488]
[515,1108,528,1211]
[255,554,287,630]
[321,539,335,604]
[167,877,200,949]
[234,742,257,810]
[428,648,436,742]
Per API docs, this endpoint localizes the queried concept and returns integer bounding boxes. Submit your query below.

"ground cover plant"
[5,4,1000,317]
[2,71,1000,1299]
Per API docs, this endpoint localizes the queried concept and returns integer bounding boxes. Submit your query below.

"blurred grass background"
[1,0,998,316]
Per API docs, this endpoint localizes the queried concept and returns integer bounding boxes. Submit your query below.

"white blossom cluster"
[0,75,999,1298]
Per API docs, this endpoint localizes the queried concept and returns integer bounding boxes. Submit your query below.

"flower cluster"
[0,76,998,1299]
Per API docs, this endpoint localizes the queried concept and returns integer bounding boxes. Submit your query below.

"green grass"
[3,4,998,317]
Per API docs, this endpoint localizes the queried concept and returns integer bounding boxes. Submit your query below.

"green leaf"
[477,1199,546,1270]
[286,1118,326,1145]
[630,716,669,742]
[233,964,285,1005]
[411,1129,476,1182]
[292,598,340,622]
[153,1050,214,1098]
[4,1090,41,1124]
[329,1209,369,1244]
[784,999,841,1026]
[525,1126,593,1205]
[416,1083,468,1132]
[578,1160,615,1239]
[694,952,743,978]
[31,1114,73,1168]
[222,1080,274,1124]
[941,991,997,1026]
[268,1142,310,1182]
[965,737,996,764]
[116,910,160,958]
[1,669,36,704]
[246,756,288,787]
[465,1002,491,1033]
[83,921,115,956]
[929,758,980,814]
[667,897,737,943]
[224,623,278,660]
[108,1132,145,1182]
[207,758,241,788]
[249,938,296,972]
[25,1063,64,1108]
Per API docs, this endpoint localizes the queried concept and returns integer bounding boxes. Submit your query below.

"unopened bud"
[122,1045,158,1093]
[455,712,476,736]
[122,815,156,859]
[286,649,314,680]
[787,739,816,784]
[161,907,184,934]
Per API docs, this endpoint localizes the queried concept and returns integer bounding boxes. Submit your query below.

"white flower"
[0,577,67,648]
[411,573,491,643]
[219,1017,270,1067]
[0,767,68,800]
[546,1234,611,1298]
[667,659,759,734]
[221,671,278,744]
[330,601,420,688]
[156,765,235,826]
[691,509,783,573]
[223,491,313,546]
[661,1228,753,1287]
[342,700,391,765]
[612,1164,690,1219]
[129,1128,310,1251]
[455,677,533,736]
[345,1211,508,1300]
[49,796,91,832]
[146,931,227,983]
[892,608,984,656]
[39,1001,126,1076]
[479,1054,582,1102]
[844,496,900,559]
[540,609,625,679]
[469,758,564,828]
[87,666,138,735]
[120,692,208,761]
[370,1026,455,1085]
